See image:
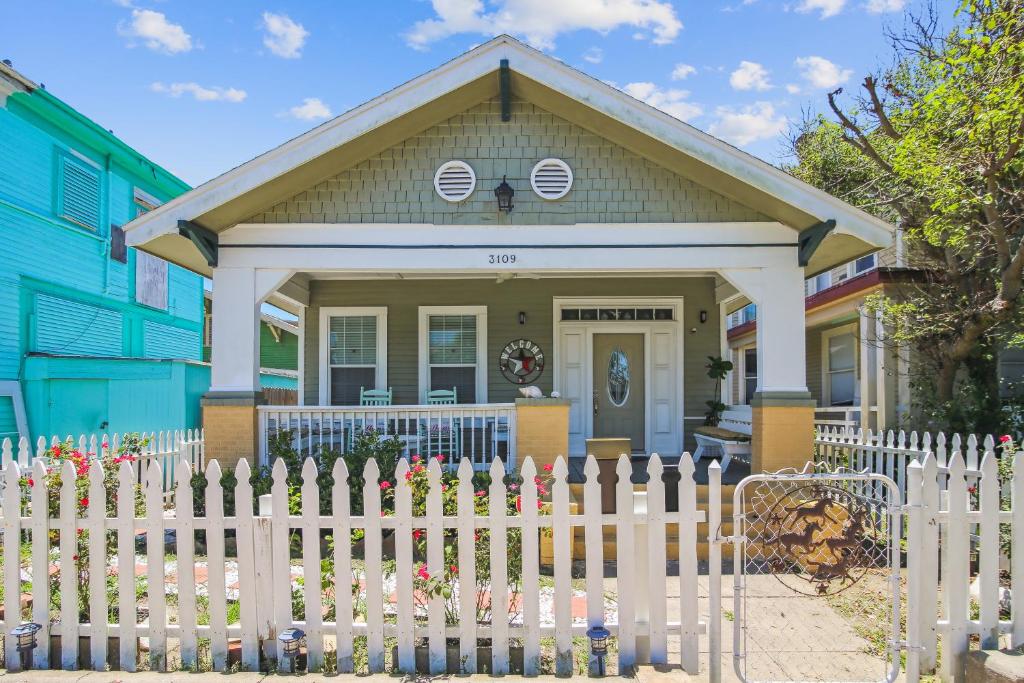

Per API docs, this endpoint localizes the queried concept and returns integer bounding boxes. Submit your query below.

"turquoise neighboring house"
[0,61,208,442]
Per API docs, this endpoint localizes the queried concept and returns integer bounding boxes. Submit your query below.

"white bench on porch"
[692,408,752,473]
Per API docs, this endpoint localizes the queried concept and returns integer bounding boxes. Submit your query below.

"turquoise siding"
[0,86,203,441]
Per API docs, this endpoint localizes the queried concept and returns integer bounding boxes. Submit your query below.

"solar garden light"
[586,625,611,675]
[11,622,42,670]
[277,627,305,673]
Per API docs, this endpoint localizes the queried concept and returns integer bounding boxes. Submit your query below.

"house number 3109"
[488,254,517,264]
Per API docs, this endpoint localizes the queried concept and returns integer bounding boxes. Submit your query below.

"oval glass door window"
[607,348,630,406]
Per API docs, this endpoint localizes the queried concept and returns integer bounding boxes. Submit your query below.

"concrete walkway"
[0,572,893,683]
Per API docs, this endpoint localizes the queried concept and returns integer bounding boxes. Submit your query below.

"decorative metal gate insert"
[731,467,902,683]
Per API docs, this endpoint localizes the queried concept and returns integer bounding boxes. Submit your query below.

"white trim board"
[123,36,893,256]
[318,307,388,405]
[551,297,684,457]
[0,380,29,441]
[417,305,488,404]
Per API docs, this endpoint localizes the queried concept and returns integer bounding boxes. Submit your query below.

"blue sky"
[1,0,947,187]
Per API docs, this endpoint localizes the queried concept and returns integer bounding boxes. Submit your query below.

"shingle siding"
[244,98,768,226]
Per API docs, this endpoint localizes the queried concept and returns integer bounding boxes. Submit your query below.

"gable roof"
[124,35,893,275]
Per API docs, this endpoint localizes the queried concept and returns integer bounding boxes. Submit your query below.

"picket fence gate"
[0,453,720,677]
[0,430,205,503]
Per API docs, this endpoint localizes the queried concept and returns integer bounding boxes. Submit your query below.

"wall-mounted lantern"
[494,176,515,212]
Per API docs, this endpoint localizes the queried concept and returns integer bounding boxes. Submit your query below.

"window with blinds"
[58,154,101,230]
[428,314,477,403]
[329,315,378,405]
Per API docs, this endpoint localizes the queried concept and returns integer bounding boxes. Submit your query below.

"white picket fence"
[0,430,205,502]
[904,446,1024,681]
[819,427,1024,680]
[0,453,719,676]
[815,427,1003,497]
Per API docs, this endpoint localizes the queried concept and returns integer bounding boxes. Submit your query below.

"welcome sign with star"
[499,338,545,385]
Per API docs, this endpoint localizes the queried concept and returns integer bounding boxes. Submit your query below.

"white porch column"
[859,308,872,432]
[753,267,808,394]
[205,266,294,469]
[721,266,815,473]
[210,267,262,393]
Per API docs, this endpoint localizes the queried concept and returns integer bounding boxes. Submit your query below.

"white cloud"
[405,0,683,51]
[785,83,802,94]
[583,47,604,64]
[795,0,846,18]
[261,12,308,59]
[671,63,696,80]
[119,9,192,54]
[795,55,853,88]
[150,82,247,102]
[622,82,702,121]
[729,60,772,91]
[286,97,332,120]
[708,102,787,146]
[865,0,905,12]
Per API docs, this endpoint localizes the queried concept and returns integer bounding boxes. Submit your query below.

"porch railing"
[813,405,879,430]
[258,404,517,471]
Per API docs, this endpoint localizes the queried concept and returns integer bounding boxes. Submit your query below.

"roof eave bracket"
[178,219,219,267]
[798,219,836,267]
[500,58,511,122]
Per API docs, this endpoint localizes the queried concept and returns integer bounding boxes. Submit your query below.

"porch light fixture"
[586,625,611,675]
[519,311,527,325]
[11,622,41,670]
[699,310,708,324]
[278,627,306,672]
[494,176,515,212]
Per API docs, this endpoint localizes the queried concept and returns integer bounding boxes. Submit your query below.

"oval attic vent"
[530,158,573,200]
[434,161,476,202]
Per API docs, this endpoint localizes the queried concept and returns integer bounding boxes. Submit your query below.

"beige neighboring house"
[122,36,894,476]
[726,237,1024,433]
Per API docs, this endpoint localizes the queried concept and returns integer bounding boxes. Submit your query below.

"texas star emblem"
[499,338,545,384]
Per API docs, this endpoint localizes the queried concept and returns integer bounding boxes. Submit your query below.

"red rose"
[413,529,423,540]
[26,478,34,487]
[379,481,392,490]
[80,497,89,507]
[1001,435,1012,443]
[475,490,485,497]
[543,463,553,472]
[450,565,458,574]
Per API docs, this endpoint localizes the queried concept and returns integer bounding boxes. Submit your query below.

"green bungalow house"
[0,61,208,441]
[124,37,894,475]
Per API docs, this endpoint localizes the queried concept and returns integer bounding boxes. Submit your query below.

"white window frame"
[418,305,487,404]
[806,271,832,296]
[318,306,388,405]
[821,323,859,407]
[739,343,758,405]
[850,253,877,276]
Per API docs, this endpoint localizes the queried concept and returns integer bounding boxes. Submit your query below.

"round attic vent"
[434,160,476,202]
[530,158,573,200]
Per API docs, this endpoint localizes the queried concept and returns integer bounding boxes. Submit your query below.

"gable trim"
[123,36,893,256]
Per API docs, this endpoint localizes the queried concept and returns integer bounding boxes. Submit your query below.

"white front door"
[554,298,684,457]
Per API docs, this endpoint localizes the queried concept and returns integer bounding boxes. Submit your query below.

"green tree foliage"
[789,0,1024,432]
